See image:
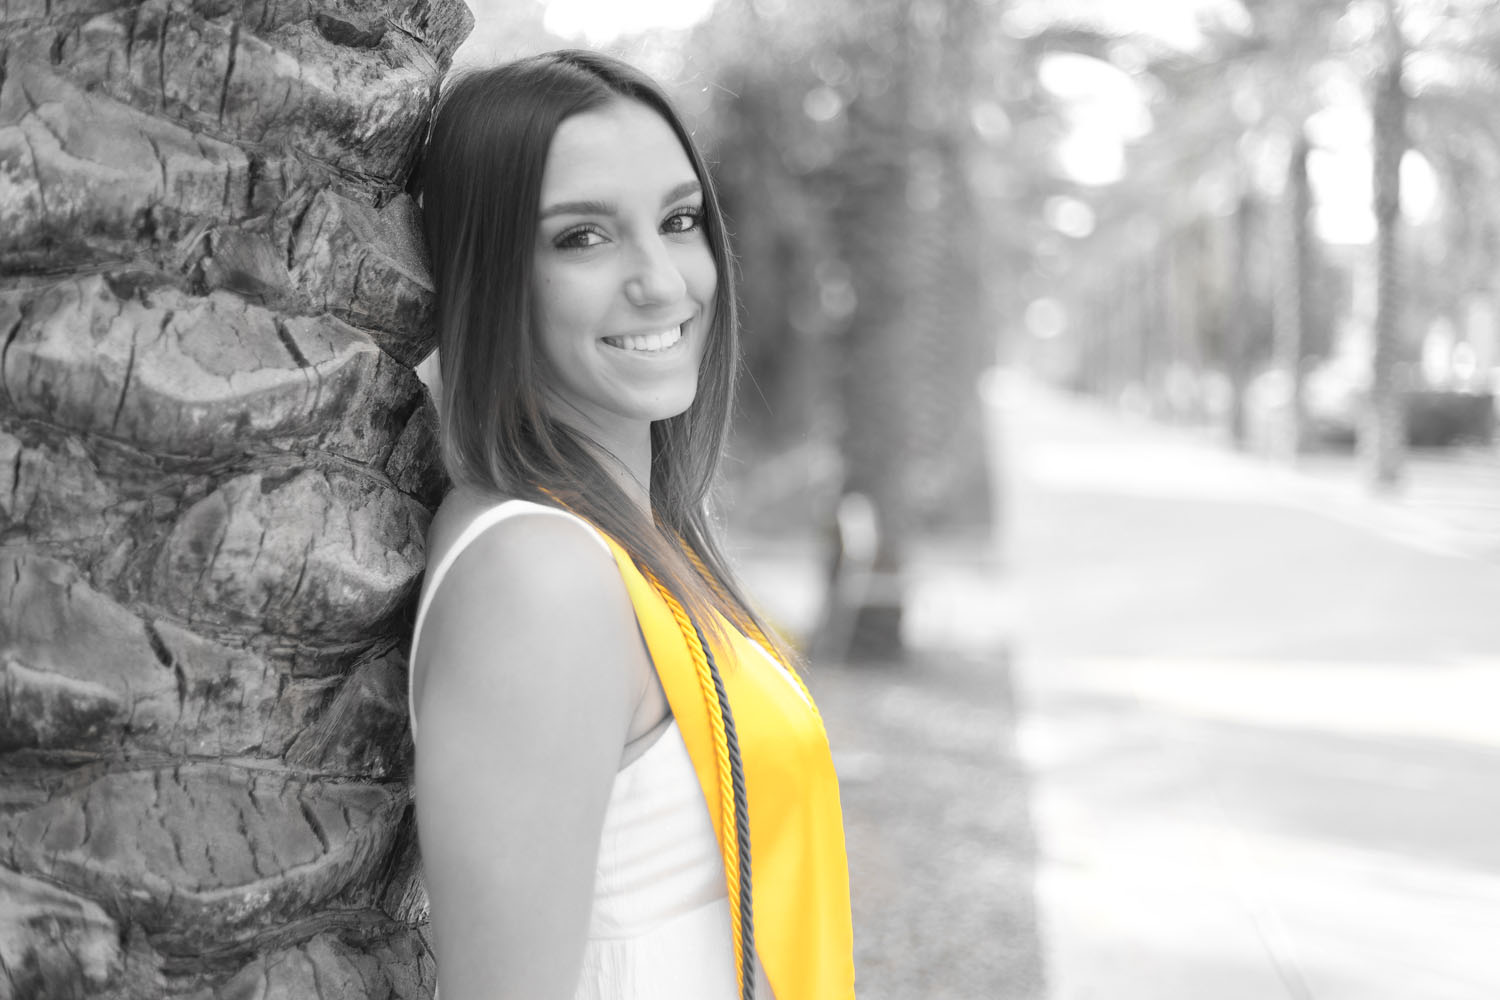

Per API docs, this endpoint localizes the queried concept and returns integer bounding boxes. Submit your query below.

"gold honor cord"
[649,576,755,1000]
[681,546,825,726]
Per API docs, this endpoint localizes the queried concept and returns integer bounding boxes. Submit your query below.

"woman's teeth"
[605,326,682,352]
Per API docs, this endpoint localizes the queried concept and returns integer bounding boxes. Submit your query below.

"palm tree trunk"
[820,0,919,662]
[1226,190,1257,450]
[901,0,994,535]
[0,2,469,996]
[1366,23,1408,490]
[831,144,911,660]
[1273,128,1314,460]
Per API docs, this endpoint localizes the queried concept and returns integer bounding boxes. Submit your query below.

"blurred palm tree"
[0,2,467,995]
[1365,0,1410,487]
[1033,0,1500,482]
[694,0,1014,659]
[1405,1,1500,326]
[1358,0,1500,483]
[1034,0,1349,448]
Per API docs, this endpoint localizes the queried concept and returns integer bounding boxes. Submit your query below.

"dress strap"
[406,498,610,741]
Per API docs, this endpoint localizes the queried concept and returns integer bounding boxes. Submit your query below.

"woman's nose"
[624,237,687,307]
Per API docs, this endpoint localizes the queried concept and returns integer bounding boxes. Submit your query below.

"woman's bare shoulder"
[411,491,639,734]
[425,488,616,610]
[412,506,644,1000]
[427,489,604,569]
[413,489,620,692]
[427,487,517,559]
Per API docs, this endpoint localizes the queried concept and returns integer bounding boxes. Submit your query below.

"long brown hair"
[417,49,787,662]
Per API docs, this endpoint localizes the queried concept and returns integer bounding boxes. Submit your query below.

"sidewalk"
[1003,376,1500,1000]
[1032,388,1500,564]
[1292,446,1500,562]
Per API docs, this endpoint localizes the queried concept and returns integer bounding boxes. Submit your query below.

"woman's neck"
[579,430,653,516]
[539,404,655,515]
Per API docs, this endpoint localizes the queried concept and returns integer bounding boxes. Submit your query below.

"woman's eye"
[662,207,704,234]
[555,226,606,250]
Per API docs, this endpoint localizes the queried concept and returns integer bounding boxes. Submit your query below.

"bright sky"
[541,0,717,43]
[454,0,716,63]
[1029,2,1439,244]
[1038,52,1150,187]
[1026,0,1235,190]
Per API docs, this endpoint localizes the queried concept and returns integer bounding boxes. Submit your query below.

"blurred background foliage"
[687,0,1010,542]
[457,0,1500,653]
[680,0,1500,514]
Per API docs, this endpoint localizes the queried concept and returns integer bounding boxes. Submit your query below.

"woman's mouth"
[603,325,684,353]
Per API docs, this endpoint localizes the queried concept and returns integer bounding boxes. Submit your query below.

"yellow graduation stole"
[596,533,856,1000]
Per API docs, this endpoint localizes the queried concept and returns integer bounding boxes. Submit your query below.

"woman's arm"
[412,512,648,999]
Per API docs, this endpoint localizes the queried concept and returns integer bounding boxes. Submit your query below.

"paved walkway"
[1292,446,1500,562]
[1002,375,1500,1000]
[728,373,1500,999]
[993,378,1500,566]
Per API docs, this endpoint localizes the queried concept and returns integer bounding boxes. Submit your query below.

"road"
[1004,377,1500,1000]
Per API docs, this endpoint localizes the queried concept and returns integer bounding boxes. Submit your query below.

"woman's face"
[531,99,716,451]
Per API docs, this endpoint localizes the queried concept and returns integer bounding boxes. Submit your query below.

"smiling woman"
[532,101,715,465]
[409,51,855,1000]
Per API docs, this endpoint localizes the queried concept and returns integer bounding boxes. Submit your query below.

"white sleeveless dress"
[409,500,774,999]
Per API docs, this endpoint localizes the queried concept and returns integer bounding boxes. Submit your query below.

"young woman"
[407,51,855,1000]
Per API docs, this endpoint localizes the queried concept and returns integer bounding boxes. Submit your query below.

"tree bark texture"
[0,1,471,997]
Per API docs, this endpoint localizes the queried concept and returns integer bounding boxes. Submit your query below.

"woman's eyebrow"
[539,180,703,221]
[661,180,702,205]
[540,198,613,220]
